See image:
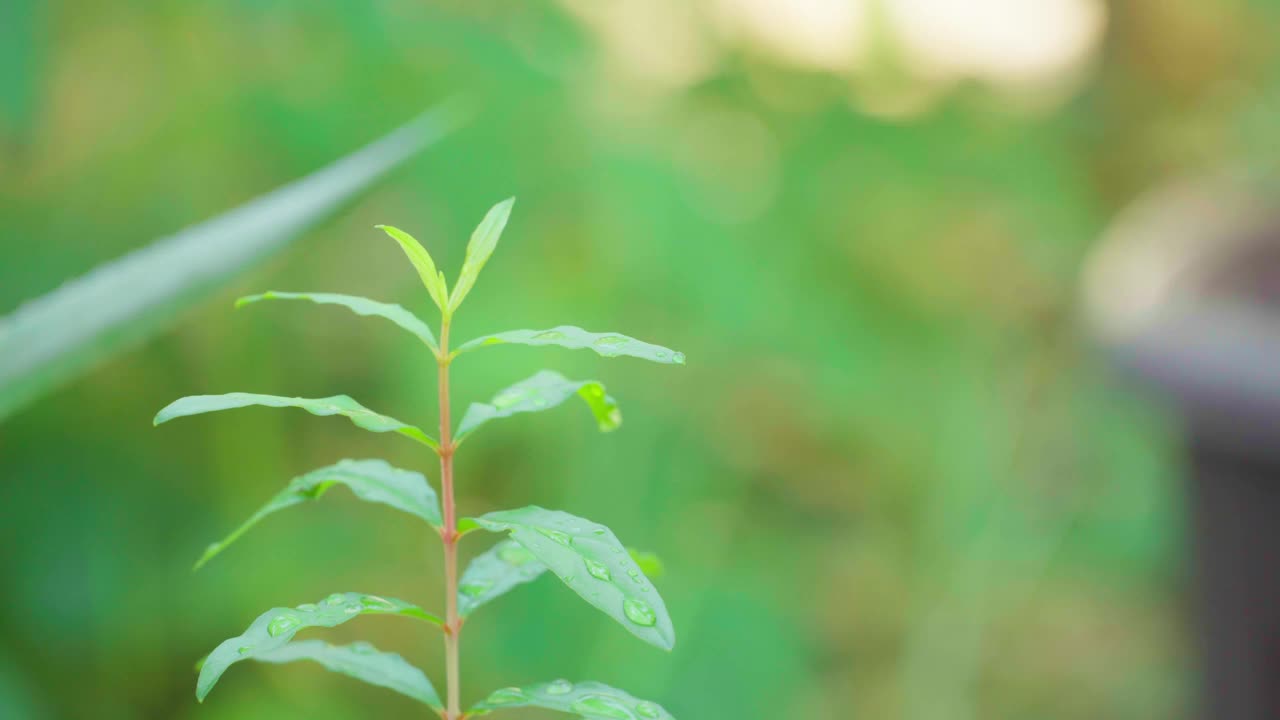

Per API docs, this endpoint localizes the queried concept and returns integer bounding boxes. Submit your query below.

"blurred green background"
[3,0,1279,718]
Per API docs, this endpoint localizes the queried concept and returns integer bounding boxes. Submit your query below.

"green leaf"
[195,459,441,570]
[456,370,620,445]
[0,101,468,421]
[196,592,442,702]
[470,680,675,719]
[376,225,450,311]
[455,326,685,365]
[457,539,549,617]
[447,198,514,312]
[237,291,438,351]
[471,506,675,651]
[256,640,442,710]
[154,393,439,450]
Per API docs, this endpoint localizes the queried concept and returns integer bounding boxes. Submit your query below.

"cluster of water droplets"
[481,681,668,719]
[528,517,659,629]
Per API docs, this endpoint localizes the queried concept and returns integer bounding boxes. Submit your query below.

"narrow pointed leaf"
[471,506,675,651]
[455,326,685,365]
[457,540,549,617]
[155,393,439,450]
[196,592,441,702]
[376,225,449,311]
[195,459,441,570]
[237,291,437,351]
[447,198,514,312]
[455,370,620,445]
[256,640,442,709]
[471,680,675,719]
[0,101,468,421]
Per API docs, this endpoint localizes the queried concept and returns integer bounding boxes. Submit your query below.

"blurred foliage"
[3,0,1279,718]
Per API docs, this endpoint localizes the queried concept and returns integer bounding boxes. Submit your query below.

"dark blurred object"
[1087,179,1280,720]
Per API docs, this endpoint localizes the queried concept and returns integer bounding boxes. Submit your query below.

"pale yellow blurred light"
[713,0,869,71]
[884,0,1105,85]
[560,0,716,89]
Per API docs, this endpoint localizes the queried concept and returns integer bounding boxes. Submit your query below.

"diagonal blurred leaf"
[256,640,442,710]
[472,506,675,651]
[457,539,549,617]
[0,99,468,420]
[236,291,438,351]
[154,393,439,450]
[195,459,441,570]
[455,370,620,445]
[454,325,685,365]
[197,592,441,702]
[471,679,675,718]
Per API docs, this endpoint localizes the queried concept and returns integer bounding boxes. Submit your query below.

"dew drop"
[460,582,491,597]
[623,598,657,627]
[672,351,686,365]
[498,543,536,566]
[360,595,395,610]
[267,614,301,637]
[636,701,663,718]
[485,687,526,706]
[585,558,612,581]
[296,603,318,612]
[570,695,632,719]
[236,645,253,656]
[654,350,669,361]
[545,679,573,695]
[536,527,573,546]
[343,605,361,615]
[325,593,347,606]
[594,335,628,346]
[593,528,607,536]
[533,330,566,341]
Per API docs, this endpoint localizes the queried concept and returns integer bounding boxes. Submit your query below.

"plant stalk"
[437,319,461,720]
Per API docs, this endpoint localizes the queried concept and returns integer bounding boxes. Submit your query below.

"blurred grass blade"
[455,370,620,445]
[455,325,685,365]
[457,539,549,617]
[471,680,675,718]
[472,506,675,651]
[447,197,514,312]
[0,100,468,421]
[256,640,442,710]
[195,459,442,570]
[154,393,439,450]
[237,291,438,351]
[375,225,450,311]
[196,592,441,702]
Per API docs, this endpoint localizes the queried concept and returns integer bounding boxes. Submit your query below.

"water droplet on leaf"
[360,595,395,610]
[623,598,657,627]
[636,701,662,718]
[485,688,526,706]
[546,679,573,695]
[296,603,317,612]
[585,558,612,581]
[267,614,301,637]
[536,527,573,546]
[534,330,566,340]
[498,543,536,566]
[460,582,491,597]
[570,695,633,719]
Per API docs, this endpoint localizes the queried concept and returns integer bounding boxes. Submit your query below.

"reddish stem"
[437,320,461,719]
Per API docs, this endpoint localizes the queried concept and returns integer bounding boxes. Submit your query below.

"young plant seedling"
[155,198,685,719]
